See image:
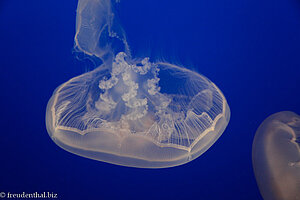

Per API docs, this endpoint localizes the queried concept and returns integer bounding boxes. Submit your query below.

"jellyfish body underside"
[46,53,230,168]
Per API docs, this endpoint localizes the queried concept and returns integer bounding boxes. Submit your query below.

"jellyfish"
[45,0,230,168]
[252,111,300,200]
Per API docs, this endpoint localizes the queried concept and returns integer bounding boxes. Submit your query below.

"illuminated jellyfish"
[45,0,230,168]
[252,111,300,200]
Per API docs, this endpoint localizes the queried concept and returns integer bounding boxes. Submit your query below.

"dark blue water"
[1,0,299,199]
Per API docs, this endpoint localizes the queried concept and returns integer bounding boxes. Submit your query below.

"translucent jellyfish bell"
[252,111,300,200]
[45,0,230,168]
[75,0,130,64]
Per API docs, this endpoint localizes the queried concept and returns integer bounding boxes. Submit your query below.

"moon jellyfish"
[45,0,230,168]
[252,111,300,200]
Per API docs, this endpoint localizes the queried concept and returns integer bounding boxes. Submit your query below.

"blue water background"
[0,0,300,199]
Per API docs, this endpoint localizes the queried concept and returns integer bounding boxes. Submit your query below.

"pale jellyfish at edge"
[45,0,230,168]
[252,111,300,200]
